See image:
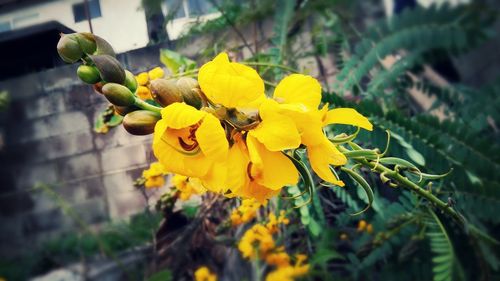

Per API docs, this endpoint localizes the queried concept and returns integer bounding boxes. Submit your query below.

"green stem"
[242,61,298,73]
[352,156,465,227]
[133,98,162,115]
[168,69,200,79]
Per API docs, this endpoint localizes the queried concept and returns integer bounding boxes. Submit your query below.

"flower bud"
[57,34,83,63]
[114,104,140,116]
[149,79,183,107]
[177,77,202,109]
[75,32,96,54]
[124,70,138,93]
[77,65,101,84]
[89,55,125,84]
[102,83,135,106]
[123,110,160,135]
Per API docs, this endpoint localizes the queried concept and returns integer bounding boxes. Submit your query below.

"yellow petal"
[240,182,281,204]
[198,52,265,108]
[195,113,229,161]
[201,160,228,193]
[136,72,149,86]
[153,119,212,177]
[161,102,206,129]
[307,137,347,185]
[250,102,300,151]
[226,134,251,195]
[247,136,298,190]
[273,74,321,110]
[323,108,373,131]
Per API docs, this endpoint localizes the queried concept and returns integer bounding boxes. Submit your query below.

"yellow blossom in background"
[153,102,229,192]
[230,199,262,226]
[357,220,367,232]
[172,174,206,201]
[148,66,164,80]
[265,254,310,281]
[142,162,166,188]
[136,72,149,86]
[265,210,289,233]
[238,224,275,259]
[265,251,291,267]
[194,266,217,281]
[366,223,374,234]
[136,85,152,100]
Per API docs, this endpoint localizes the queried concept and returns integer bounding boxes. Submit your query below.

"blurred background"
[0,0,498,280]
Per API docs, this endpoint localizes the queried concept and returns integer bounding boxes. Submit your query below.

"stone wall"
[0,45,166,258]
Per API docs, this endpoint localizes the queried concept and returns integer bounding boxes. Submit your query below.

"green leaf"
[106,114,123,127]
[159,49,196,74]
[391,131,425,166]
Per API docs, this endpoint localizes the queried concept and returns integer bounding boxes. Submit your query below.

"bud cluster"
[56,32,203,136]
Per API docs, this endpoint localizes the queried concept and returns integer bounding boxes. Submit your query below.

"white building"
[0,0,219,53]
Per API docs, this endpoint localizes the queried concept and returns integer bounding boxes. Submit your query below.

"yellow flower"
[226,133,297,203]
[142,162,165,188]
[357,219,367,232]
[265,254,310,281]
[153,102,229,192]
[366,223,374,234]
[230,199,262,226]
[172,174,206,200]
[148,66,164,80]
[265,251,291,267]
[263,74,373,186]
[198,52,266,108]
[136,72,149,86]
[194,266,217,281]
[266,210,289,233]
[238,224,275,259]
[136,85,152,100]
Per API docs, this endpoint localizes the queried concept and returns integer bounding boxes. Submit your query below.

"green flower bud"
[149,79,183,107]
[102,83,135,106]
[124,70,138,93]
[77,65,101,84]
[123,110,160,135]
[89,55,125,84]
[75,32,97,54]
[114,104,140,116]
[176,77,202,109]
[57,34,83,63]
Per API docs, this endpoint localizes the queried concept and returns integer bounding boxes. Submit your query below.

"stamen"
[178,137,198,151]
[247,163,255,181]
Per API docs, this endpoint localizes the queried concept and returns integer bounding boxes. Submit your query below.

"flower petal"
[273,74,321,110]
[323,108,373,131]
[247,136,299,190]
[198,52,265,108]
[307,137,347,185]
[195,113,229,161]
[161,102,206,129]
[226,134,251,195]
[250,102,300,151]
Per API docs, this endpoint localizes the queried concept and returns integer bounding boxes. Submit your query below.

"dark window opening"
[73,0,102,23]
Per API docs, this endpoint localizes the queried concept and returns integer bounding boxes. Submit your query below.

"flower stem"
[241,61,299,73]
[133,98,162,115]
[352,156,465,226]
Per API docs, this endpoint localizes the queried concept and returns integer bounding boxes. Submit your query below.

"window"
[0,21,11,33]
[165,0,215,19]
[73,0,102,23]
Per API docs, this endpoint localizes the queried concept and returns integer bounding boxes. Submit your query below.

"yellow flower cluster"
[194,266,217,281]
[135,67,165,100]
[230,199,262,226]
[142,162,166,188]
[265,210,290,233]
[265,254,310,281]
[171,174,206,201]
[237,211,308,280]
[152,52,373,202]
[238,224,276,259]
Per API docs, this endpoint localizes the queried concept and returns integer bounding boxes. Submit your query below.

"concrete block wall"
[0,45,166,258]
